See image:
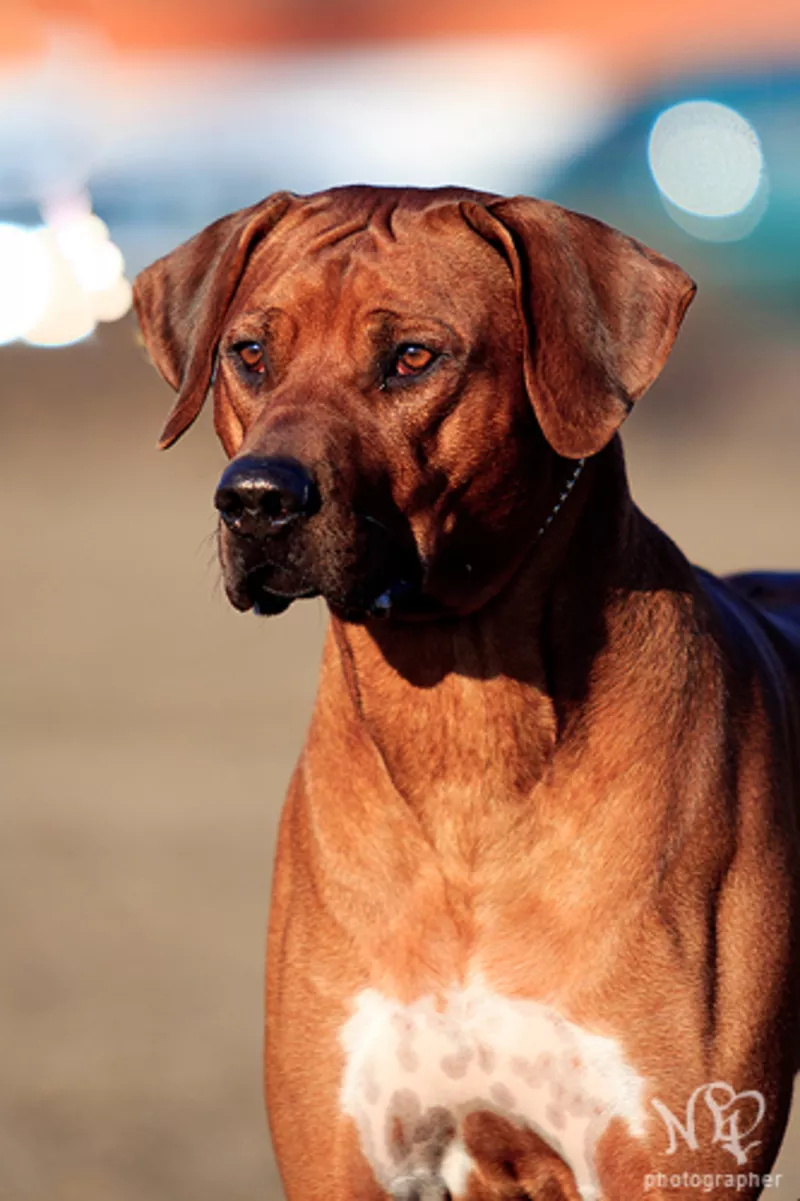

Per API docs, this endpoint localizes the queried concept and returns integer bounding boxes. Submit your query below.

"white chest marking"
[339,978,646,1201]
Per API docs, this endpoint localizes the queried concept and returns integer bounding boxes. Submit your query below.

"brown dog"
[134,187,800,1201]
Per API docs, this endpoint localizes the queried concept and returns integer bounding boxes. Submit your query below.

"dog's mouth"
[238,566,427,622]
[220,513,427,622]
[221,548,320,615]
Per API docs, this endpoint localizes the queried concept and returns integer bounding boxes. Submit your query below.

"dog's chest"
[338,978,645,1201]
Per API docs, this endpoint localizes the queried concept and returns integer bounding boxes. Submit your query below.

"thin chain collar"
[533,457,586,544]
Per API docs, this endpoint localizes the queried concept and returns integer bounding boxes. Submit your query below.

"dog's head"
[134,186,694,621]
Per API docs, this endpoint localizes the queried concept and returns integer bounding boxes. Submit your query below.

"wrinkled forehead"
[231,196,514,330]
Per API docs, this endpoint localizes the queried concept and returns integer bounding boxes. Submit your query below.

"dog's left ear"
[134,191,295,450]
[461,197,696,458]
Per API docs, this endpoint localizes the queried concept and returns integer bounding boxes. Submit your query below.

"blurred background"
[1,1,799,1198]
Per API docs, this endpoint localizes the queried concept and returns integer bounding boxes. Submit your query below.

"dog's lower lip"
[252,593,293,617]
[252,594,291,616]
[253,581,317,599]
[250,587,318,616]
[239,566,318,615]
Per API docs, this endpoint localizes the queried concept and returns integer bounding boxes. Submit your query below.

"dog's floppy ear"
[133,191,294,450]
[461,197,696,458]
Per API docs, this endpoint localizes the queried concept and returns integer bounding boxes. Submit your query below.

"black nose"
[214,455,319,536]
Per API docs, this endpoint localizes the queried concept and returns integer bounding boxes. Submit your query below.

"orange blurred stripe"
[2,0,799,73]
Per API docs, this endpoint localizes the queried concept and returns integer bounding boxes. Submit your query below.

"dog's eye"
[391,345,435,378]
[234,342,266,374]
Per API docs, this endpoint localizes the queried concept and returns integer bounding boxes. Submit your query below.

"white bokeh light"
[91,276,133,323]
[648,100,764,219]
[53,211,108,259]
[23,226,96,347]
[57,215,125,292]
[0,201,133,348]
[0,224,53,345]
[23,214,134,347]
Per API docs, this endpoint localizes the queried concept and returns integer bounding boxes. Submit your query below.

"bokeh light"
[0,204,132,348]
[0,223,52,345]
[23,225,97,347]
[648,100,766,237]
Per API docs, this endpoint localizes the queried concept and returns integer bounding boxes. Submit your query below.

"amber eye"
[235,341,266,374]
[392,344,435,378]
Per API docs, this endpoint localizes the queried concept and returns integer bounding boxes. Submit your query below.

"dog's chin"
[226,565,473,623]
[224,567,318,616]
[252,591,298,617]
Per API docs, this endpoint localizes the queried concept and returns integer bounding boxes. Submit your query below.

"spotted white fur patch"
[339,977,645,1200]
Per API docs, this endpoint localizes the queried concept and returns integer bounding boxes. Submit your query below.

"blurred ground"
[1,297,799,1199]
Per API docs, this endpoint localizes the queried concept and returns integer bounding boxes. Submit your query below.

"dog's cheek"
[308,511,367,599]
[213,378,247,458]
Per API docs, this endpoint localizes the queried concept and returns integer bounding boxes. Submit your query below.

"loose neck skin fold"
[313,439,697,818]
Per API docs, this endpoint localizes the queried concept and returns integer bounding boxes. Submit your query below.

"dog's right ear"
[133,191,294,450]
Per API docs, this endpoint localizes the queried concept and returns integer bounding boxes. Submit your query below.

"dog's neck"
[314,441,672,818]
